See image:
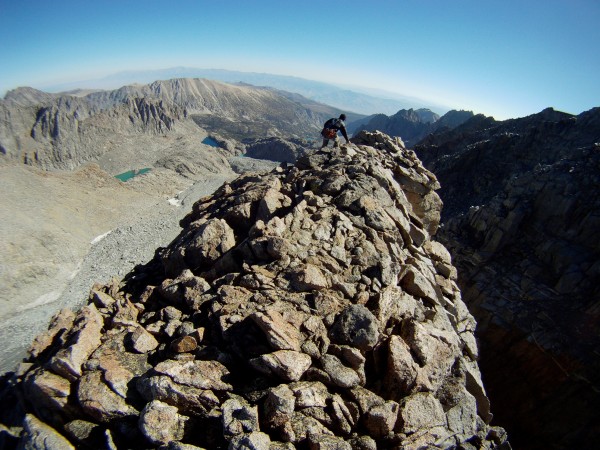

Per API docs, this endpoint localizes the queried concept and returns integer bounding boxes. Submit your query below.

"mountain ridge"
[2,71,599,448]
[1,78,353,170]
[21,67,451,116]
[348,108,474,146]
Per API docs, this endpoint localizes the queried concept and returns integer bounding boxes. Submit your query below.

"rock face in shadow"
[244,137,309,164]
[415,107,600,449]
[0,131,508,449]
[349,109,474,147]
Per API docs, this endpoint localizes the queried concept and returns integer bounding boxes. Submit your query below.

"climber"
[321,114,350,148]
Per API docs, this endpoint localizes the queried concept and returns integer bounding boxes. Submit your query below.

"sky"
[0,0,599,120]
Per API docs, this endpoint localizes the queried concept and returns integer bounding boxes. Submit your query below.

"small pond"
[202,136,220,148]
[114,168,151,182]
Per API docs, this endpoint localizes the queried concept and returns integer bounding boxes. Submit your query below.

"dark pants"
[321,135,340,148]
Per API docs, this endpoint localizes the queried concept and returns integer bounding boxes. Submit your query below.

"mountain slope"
[415,106,600,449]
[415,107,594,220]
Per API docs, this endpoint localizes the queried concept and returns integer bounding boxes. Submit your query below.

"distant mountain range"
[347,108,475,146]
[39,67,451,116]
[0,78,352,170]
[0,75,477,171]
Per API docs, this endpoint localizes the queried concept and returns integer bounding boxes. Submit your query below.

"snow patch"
[91,230,112,245]
[168,190,184,206]
[18,291,61,312]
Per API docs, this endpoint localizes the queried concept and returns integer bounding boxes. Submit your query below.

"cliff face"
[415,107,600,449]
[0,89,186,170]
[0,132,507,449]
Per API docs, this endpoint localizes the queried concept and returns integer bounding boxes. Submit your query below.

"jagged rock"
[329,393,358,434]
[139,400,189,445]
[396,392,446,434]
[288,412,333,444]
[153,360,232,391]
[27,308,76,359]
[347,435,377,450]
[384,335,421,397]
[63,419,105,449]
[186,218,236,269]
[84,329,151,399]
[228,431,271,450]
[363,400,399,438]
[307,434,351,449]
[256,188,292,223]
[403,320,460,391]
[445,389,478,439]
[23,368,71,416]
[137,374,220,416]
[1,132,506,449]
[263,384,296,428]
[91,289,117,309]
[250,351,312,382]
[319,354,361,389]
[48,305,104,380]
[111,298,139,328]
[250,310,303,352]
[222,398,260,438]
[170,336,198,353]
[399,265,440,303]
[17,414,75,450]
[291,264,329,291]
[77,370,139,422]
[289,381,329,409]
[129,326,160,353]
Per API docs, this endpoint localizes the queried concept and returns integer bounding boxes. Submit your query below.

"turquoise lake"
[202,137,220,147]
[114,168,151,182]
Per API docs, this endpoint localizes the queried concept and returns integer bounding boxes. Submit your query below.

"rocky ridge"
[0,131,508,449]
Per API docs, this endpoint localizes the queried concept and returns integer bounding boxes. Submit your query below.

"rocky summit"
[0,131,508,449]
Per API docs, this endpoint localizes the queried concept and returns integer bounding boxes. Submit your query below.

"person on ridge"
[321,114,350,148]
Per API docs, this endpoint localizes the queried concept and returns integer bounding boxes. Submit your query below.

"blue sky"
[1,0,598,120]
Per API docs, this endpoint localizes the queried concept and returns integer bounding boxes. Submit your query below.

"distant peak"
[3,86,55,106]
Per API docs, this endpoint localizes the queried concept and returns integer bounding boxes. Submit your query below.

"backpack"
[324,118,338,129]
[322,128,337,139]
[322,118,338,138]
